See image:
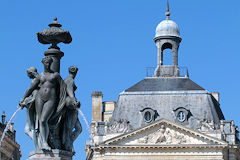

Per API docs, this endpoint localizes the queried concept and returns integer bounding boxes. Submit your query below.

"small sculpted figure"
[155,125,166,143]
[62,66,82,152]
[20,56,66,150]
[20,67,39,149]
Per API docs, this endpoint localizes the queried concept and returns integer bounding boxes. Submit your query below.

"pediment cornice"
[101,119,227,147]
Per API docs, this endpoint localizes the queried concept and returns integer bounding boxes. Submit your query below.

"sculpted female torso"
[35,67,62,150]
[20,57,63,150]
[37,72,59,101]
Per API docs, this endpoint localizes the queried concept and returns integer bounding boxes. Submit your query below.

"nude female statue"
[20,56,64,150]
[62,66,82,151]
[20,67,39,149]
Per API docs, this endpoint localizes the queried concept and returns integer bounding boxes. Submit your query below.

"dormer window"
[140,108,159,124]
[144,111,152,123]
[173,107,191,123]
[177,111,186,122]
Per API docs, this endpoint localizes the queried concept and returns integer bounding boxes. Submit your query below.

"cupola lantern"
[154,1,182,77]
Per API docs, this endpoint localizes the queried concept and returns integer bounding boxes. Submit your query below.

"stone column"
[172,47,178,67]
[44,48,64,73]
[156,42,163,66]
[160,50,163,66]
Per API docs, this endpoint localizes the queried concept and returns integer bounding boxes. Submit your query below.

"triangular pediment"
[101,119,227,147]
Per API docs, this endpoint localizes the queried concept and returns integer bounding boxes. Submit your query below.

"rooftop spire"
[2,111,5,124]
[165,0,170,20]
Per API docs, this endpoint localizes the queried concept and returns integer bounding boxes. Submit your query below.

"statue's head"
[41,56,53,70]
[27,67,38,79]
[68,66,78,78]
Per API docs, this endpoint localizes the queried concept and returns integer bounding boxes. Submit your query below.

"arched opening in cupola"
[162,43,173,66]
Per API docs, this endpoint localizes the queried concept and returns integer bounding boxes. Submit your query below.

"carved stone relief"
[138,125,187,144]
[107,120,132,134]
[132,124,206,145]
[197,119,215,132]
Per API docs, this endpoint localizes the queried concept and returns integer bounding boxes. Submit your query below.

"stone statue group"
[19,58,82,152]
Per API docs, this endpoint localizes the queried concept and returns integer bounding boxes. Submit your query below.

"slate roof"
[125,77,205,92]
[109,76,224,131]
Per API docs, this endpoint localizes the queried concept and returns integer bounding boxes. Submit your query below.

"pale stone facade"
[86,119,240,160]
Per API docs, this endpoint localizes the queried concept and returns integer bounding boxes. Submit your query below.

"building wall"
[0,112,21,160]
[92,148,226,160]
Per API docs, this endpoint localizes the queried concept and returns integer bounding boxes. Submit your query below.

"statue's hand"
[72,99,80,109]
[20,98,24,103]
[76,100,81,109]
[19,99,26,109]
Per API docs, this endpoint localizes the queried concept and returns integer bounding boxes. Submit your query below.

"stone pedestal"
[28,149,73,160]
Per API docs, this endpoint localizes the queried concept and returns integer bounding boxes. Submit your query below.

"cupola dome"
[155,19,180,38]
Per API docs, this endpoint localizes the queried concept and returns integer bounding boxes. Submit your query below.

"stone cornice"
[120,90,209,96]
[97,144,228,149]
[102,119,227,146]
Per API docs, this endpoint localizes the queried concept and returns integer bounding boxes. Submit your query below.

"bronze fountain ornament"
[19,18,81,153]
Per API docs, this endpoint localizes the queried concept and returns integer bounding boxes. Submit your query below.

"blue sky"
[0,0,240,159]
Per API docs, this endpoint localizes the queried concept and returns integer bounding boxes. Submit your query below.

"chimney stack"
[91,91,103,133]
[91,91,103,122]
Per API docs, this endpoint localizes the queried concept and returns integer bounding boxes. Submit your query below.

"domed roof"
[155,19,180,38]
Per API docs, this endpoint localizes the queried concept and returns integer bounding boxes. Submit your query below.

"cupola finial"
[165,0,170,20]
[2,111,6,124]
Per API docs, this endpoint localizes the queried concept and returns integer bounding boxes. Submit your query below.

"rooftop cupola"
[154,1,182,77]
